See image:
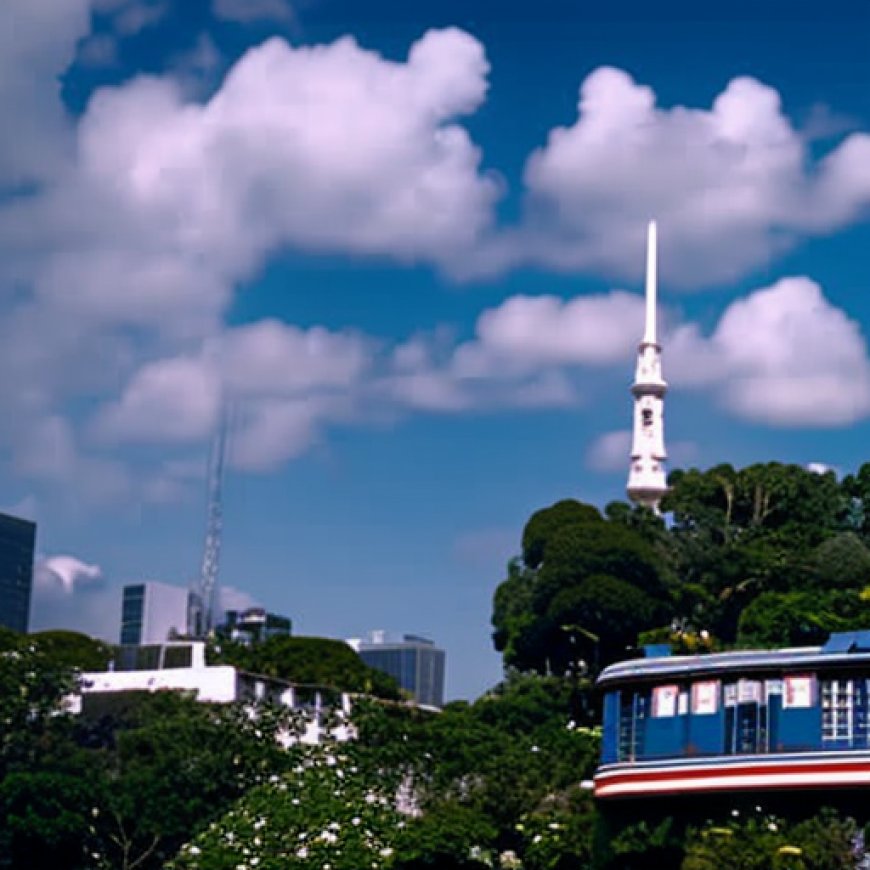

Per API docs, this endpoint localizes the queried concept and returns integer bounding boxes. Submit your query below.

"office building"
[219,607,292,644]
[0,511,36,633]
[347,631,446,707]
[119,581,190,645]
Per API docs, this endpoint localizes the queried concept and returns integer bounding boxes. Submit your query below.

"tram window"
[821,679,870,746]
[618,690,649,762]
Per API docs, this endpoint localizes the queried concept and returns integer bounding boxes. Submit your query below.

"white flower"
[379,847,394,857]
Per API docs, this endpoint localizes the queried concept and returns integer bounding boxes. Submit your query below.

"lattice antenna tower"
[197,407,229,636]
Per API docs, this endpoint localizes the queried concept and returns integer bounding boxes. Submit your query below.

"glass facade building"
[350,632,446,707]
[0,511,36,634]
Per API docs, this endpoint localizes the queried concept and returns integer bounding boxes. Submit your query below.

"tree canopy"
[492,461,870,680]
[209,635,403,700]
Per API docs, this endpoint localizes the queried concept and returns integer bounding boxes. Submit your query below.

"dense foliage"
[493,462,870,681]
[8,460,870,867]
[209,634,403,700]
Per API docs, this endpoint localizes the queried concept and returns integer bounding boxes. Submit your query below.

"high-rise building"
[347,631,446,707]
[627,221,669,511]
[120,581,190,646]
[0,511,36,633]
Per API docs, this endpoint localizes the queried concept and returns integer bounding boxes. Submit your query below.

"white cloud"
[507,67,870,286]
[34,554,103,594]
[586,429,631,472]
[453,291,643,377]
[217,321,371,397]
[6,21,870,501]
[670,277,870,425]
[212,0,293,23]
[30,553,118,640]
[807,461,838,477]
[95,356,221,443]
[93,320,371,466]
[445,276,870,430]
[62,26,496,299]
[0,0,91,187]
[230,396,334,471]
[0,27,501,495]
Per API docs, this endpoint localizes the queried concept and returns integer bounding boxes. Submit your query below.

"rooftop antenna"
[190,406,229,637]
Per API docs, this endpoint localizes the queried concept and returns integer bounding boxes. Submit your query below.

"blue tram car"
[594,631,870,800]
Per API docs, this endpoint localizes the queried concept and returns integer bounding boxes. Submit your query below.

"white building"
[119,581,190,645]
[75,641,354,745]
[627,221,669,511]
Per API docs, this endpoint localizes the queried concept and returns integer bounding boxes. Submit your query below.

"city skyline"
[8,0,870,699]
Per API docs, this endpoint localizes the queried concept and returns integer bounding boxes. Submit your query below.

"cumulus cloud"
[439,276,870,431]
[61,26,496,303]
[7,19,870,502]
[0,0,91,187]
[586,429,631,473]
[95,356,222,444]
[670,277,870,425]
[453,291,643,377]
[505,67,870,286]
[0,27,501,494]
[93,321,371,467]
[34,554,103,595]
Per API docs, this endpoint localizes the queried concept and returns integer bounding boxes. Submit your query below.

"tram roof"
[596,631,870,689]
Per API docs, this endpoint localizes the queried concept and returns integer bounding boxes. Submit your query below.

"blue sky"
[7,0,870,699]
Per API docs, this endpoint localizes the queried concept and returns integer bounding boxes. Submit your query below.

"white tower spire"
[627,221,668,511]
[644,220,657,345]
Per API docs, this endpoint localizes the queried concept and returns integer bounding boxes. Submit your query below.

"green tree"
[737,590,870,648]
[210,635,402,700]
[30,630,114,671]
[87,692,297,870]
[493,500,667,674]
[811,532,870,589]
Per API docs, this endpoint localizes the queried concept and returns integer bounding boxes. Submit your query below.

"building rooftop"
[597,631,870,688]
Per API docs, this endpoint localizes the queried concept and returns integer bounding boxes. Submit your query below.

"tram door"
[724,680,768,754]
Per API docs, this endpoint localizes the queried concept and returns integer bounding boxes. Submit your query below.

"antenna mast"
[197,410,228,636]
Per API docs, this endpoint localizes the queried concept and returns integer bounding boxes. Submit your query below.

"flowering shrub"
[170,744,403,870]
[515,787,596,870]
[682,808,858,870]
